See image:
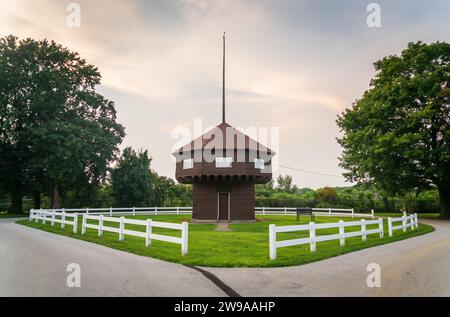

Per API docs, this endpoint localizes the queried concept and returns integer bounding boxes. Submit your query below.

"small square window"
[254,159,265,170]
[183,159,194,169]
[215,157,233,168]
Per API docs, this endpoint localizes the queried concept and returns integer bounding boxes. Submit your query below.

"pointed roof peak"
[173,121,275,155]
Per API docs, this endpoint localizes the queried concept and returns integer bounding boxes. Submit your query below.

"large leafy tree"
[111,147,152,207]
[0,35,125,212]
[337,41,450,218]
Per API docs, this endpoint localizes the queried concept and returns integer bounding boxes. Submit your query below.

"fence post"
[119,217,125,241]
[181,222,189,256]
[351,208,355,218]
[145,219,152,247]
[263,207,266,215]
[269,224,277,260]
[35,210,39,223]
[42,209,46,224]
[86,208,90,214]
[402,211,407,232]
[29,209,33,222]
[110,207,113,217]
[82,214,86,236]
[329,208,332,217]
[361,219,367,241]
[339,220,345,247]
[133,207,136,217]
[415,214,419,229]
[155,207,158,215]
[61,211,66,229]
[309,222,317,252]
[388,217,393,237]
[177,207,180,215]
[98,215,104,237]
[51,210,55,227]
[371,209,375,219]
[378,218,384,238]
[284,207,287,215]
[73,213,78,234]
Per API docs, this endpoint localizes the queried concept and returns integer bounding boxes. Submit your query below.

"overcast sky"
[1,0,449,188]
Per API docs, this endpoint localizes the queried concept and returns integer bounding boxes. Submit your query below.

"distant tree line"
[255,175,440,213]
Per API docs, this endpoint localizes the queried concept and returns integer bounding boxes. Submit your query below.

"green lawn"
[17,214,433,268]
[377,212,441,220]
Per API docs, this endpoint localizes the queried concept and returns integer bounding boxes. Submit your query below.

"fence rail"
[29,209,189,255]
[388,212,418,237]
[269,218,384,260]
[82,214,188,255]
[256,207,375,219]
[29,210,78,233]
[30,206,376,218]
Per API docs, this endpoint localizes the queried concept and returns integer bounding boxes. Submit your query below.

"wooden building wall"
[192,181,255,222]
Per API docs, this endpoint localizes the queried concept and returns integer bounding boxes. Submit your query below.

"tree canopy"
[0,35,125,212]
[337,41,450,218]
[111,147,152,207]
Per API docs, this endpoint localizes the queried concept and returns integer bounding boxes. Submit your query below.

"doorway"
[217,192,230,222]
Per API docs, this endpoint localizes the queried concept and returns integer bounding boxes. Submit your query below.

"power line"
[276,164,344,178]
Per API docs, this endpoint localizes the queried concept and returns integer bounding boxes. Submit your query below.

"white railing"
[31,206,374,219]
[31,207,193,217]
[388,212,418,237]
[256,207,375,219]
[269,218,384,260]
[81,214,188,256]
[29,209,78,234]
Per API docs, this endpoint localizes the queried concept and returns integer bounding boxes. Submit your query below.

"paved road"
[206,219,450,297]
[0,218,226,297]
[1,218,450,296]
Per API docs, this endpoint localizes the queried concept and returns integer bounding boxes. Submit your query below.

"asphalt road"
[206,219,450,297]
[1,218,449,297]
[0,218,226,297]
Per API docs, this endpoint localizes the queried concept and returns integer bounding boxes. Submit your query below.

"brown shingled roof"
[173,122,275,155]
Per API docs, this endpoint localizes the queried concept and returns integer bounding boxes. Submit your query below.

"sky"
[1,0,449,189]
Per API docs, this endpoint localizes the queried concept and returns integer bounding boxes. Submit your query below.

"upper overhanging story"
[173,122,276,184]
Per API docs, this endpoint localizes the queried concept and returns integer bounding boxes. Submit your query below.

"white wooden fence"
[29,209,78,234]
[388,212,418,237]
[81,214,188,255]
[256,207,375,219]
[32,206,373,218]
[269,218,384,260]
[33,207,193,217]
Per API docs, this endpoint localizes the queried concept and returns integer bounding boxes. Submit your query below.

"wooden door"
[218,193,229,221]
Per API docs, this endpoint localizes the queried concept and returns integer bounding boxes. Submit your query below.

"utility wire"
[276,164,344,178]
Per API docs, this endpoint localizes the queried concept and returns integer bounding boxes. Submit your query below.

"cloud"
[1,0,449,188]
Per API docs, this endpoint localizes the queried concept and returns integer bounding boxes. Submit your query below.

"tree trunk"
[33,191,41,209]
[438,185,450,219]
[51,184,60,209]
[10,187,23,214]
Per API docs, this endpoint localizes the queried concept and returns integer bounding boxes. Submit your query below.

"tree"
[111,147,152,207]
[317,187,338,205]
[276,175,298,194]
[337,41,450,218]
[0,35,125,212]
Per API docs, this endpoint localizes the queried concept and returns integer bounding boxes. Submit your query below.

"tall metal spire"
[222,32,226,124]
